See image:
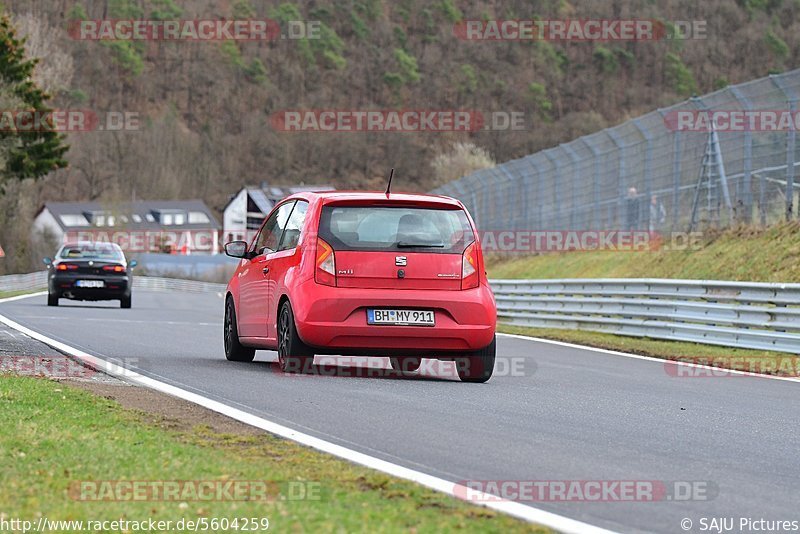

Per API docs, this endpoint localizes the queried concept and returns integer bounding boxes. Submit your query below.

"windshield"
[318,205,475,253]
[58,243,124,260]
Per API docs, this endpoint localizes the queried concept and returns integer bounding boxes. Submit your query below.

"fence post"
[633,118,654,230]
[582,137,602,230]
[544,149,564,229]
[526,155,546,229]
[728,86,755,224]
[607,129,626,228]
[658,107,683,230]
[495,164,516,229]
[770,74,797,221]
[562,144,581,229]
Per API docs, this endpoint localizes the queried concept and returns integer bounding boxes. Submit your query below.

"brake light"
[461,241,479,289]
[315,238,336,287]
[56,264,78,271]
[102,265,126,273]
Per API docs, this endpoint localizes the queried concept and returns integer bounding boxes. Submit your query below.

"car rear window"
[59,243,124,260]
[318,205,475,253]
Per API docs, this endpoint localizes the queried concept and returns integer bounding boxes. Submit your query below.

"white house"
[33,200,222,254]
[223,183,334,243]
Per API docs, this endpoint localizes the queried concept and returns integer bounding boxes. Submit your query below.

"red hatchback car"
[223,191,497,382]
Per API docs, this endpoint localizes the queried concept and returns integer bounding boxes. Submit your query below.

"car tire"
[47,293,59,307]
[277,301,313,373]
[120,295,132,309]
[455,335,496,383]
[224,297,255,362]
[390,357,421,373]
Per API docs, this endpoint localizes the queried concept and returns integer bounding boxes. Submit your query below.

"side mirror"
[129,259,138,269]
[224,241,249,259]
[42,257,52,266]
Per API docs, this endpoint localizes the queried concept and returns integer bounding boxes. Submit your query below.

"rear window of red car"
[318,205,475,253]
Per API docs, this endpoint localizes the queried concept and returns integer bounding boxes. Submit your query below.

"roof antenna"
[385,168,395,196]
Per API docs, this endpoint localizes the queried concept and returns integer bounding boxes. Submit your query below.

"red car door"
[237,201,296,338]
[264,200,309,341]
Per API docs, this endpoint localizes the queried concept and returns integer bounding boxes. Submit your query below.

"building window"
[132,214,142,223]
[174,212,186,225]
[188,211,210,224]
[59,214,90,227]
[162,213,174,225]
[145,213,155,222]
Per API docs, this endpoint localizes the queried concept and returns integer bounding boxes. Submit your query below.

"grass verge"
[0,289,41,300]
[487,221,800,282]
[499,324,798,376]
[0,376,546,533]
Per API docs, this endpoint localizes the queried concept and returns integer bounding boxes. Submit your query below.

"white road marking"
[0,309,615,534]
[498,332,800,383]
[16,315,218,326]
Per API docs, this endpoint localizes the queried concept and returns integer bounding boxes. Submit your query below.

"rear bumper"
[49,273,131,300]
[291,279,496,354]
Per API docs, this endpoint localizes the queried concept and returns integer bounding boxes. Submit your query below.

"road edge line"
[0,311,617,534]
[498,332,800,383]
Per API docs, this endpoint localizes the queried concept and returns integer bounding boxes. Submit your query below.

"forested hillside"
[1,0,800,272]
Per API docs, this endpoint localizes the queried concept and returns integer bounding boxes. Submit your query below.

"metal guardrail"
[0,271,47,292]
[132,276,226,294]
[492,279,800,354]
[3,272,798,353]
[0,272,225,295]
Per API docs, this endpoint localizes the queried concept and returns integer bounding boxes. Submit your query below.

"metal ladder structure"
[688,123,734,233]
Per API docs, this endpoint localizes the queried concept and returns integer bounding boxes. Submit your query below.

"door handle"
[262,267,270,274]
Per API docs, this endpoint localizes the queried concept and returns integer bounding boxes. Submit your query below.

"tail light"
[315,238,336,287]
[56,264,78,271]
[461,241,479,289]
[102,265,126,273]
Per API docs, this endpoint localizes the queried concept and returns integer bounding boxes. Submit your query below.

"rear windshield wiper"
[397,241,445,248]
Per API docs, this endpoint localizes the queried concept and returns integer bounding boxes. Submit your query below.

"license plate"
[367,309,435,326]
[76,280,105,288]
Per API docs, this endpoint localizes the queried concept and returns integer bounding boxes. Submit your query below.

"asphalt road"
[2,290,799,533]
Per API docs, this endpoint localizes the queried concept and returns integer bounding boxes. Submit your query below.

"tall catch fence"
[432,69,800,234]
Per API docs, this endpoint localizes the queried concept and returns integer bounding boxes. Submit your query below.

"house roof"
[39,200,221,231]
[224,184,336,214]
